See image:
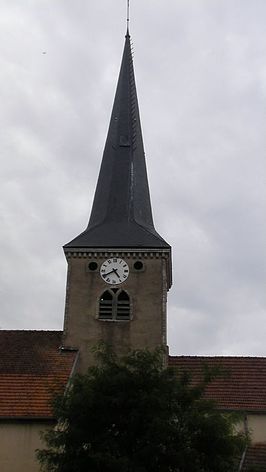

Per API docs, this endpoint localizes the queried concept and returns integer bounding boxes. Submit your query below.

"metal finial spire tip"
[126,0,130,35]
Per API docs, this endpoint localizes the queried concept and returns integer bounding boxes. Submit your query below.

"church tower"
[62,29,172,371]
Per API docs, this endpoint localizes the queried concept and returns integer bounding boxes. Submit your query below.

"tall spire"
[65,33,169,249]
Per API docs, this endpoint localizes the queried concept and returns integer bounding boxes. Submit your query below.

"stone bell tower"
[62,29,172,372]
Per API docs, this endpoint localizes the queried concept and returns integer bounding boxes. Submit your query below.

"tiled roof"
[241,443,266,471]
[169,356,266,411]
[0,331,77,419]
[1,335,266,418]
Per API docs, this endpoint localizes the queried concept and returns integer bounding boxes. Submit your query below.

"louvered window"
[116,291,130,320]
[98,289,131,320]
[99,291,113,319]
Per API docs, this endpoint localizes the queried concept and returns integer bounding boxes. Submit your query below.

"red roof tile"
[0,331,77,419]
[1,335,266,418]
[242,443,266,471]
[169,356,266,411]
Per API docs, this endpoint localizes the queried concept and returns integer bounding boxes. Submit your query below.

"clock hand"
[113,269,123,283]
[102,269,116,278]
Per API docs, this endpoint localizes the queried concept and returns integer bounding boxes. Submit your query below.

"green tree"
[37,347,246,472]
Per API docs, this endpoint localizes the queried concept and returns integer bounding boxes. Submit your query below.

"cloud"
[0,1,265,355]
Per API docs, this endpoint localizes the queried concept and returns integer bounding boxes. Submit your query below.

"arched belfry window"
[117,291,130,320]
[99,289,131,321]
[99,291,113,320]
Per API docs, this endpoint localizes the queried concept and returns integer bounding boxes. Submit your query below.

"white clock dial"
[100,258,129,285]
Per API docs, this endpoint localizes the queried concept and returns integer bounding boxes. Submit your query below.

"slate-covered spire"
[65,32,169,249]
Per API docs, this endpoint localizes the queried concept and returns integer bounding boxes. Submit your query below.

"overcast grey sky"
[0,0,265,356]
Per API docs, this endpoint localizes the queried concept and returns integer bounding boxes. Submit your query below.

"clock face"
[100,258,129,285]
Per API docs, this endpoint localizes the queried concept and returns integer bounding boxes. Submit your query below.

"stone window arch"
[99,289,131,320]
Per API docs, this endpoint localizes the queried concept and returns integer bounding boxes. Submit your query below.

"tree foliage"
[37,347,246,472]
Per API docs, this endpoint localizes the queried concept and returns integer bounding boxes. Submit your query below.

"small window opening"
[88,261,98,271]
[134,261,143,271]
[119,135,130,147]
